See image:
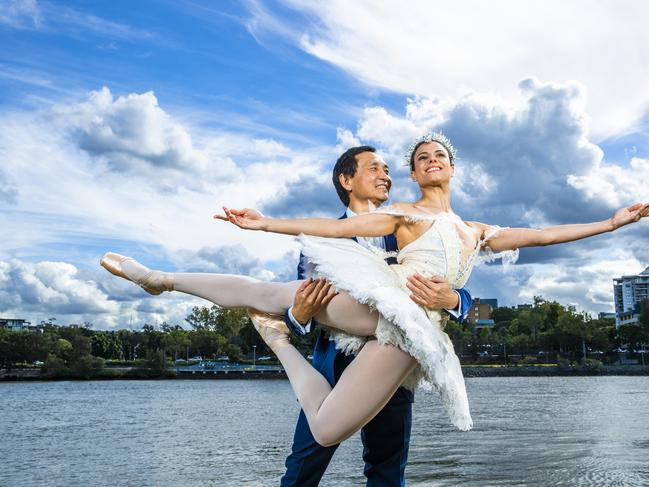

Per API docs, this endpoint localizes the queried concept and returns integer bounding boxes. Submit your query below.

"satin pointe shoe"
[100,252,173,295]
[247,308,290,354]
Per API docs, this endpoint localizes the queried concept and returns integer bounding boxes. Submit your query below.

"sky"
[1,0,648,329]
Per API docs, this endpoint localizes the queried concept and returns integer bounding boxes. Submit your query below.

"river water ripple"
[1,376,647,486]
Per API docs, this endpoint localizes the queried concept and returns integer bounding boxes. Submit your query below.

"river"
[1,376,648,486]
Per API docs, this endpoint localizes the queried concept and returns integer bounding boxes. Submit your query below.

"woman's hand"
[214,207,268,231]
[610,202,649,230]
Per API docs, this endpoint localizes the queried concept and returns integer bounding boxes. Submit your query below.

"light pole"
[253,345,256,369]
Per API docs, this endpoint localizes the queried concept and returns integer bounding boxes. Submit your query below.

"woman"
[101,133,648,445]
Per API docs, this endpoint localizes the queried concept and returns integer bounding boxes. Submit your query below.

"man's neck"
[348,198,384,214]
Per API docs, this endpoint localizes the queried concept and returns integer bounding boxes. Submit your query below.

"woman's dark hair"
[332,145,376,207]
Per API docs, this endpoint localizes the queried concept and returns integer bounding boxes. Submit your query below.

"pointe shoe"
[247,308,290,354]
[100,252,173,295]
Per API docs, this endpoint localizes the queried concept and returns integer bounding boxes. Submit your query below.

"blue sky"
[1,0,648,329]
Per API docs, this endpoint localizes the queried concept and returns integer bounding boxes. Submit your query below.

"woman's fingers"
[628,202,643,212]
[640,203,649,217]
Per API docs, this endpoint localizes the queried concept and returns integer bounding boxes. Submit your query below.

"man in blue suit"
[279,146,472,487]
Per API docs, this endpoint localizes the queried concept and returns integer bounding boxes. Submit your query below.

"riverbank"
[3,364,649,381]
[462,364,649,377]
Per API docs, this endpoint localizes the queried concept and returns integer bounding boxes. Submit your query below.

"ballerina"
[101,133,648,445]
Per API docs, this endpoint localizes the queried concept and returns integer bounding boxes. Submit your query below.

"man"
[280,146,472,487]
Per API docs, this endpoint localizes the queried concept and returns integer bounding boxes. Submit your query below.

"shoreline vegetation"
[3,363,649,382]
[2,298,648,382]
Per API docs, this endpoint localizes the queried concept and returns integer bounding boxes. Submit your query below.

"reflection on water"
[1,377,648,486]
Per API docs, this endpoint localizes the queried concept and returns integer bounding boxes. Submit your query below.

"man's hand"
[406,274,459,311]
[292,278,338,325]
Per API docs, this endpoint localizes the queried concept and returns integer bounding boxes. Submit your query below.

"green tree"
[70,355,105,378]
[190,329,227,358]
[445,321,473,357]
[164,328,191,361]
[92,332,123,359]
[617,324,645,350]
[491,307,518,328]
[145,349,170,375]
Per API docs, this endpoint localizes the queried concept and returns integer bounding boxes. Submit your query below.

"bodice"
[383,212,483,290]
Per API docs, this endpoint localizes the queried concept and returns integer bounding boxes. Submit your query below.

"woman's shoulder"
[374,202,439,223]
[378,202,417,213]
[464,220,490,236]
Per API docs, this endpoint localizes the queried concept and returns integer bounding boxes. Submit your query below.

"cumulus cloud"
[178,244,297,282]
[0,258,221,329]
[0,87,312,262]
[567,157,649,208]
[346,78,613,228]
[262,173,343,218]
[52,87,238,191]
[0,259,117,316]
[247,0,649,137]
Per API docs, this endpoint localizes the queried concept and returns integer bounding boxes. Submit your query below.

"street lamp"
[253,345,256,369]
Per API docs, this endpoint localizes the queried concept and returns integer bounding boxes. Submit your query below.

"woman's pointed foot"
[247,308,290,354]
[100,252,173,295]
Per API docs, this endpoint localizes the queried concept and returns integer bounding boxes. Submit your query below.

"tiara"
[404,132,457,165]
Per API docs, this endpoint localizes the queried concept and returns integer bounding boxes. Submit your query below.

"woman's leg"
[271,336,417,447]
[104,253,380,335]
[174,273,380,335]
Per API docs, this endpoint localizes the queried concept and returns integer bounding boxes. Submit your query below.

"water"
[1,377,648,486]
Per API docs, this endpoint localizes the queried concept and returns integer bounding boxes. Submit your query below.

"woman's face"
[411,141,454,186]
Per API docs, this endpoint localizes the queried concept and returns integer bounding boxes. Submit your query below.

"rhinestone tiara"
[404,132,456,166]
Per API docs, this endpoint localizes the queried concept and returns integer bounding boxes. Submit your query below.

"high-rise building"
[613,266,649,327]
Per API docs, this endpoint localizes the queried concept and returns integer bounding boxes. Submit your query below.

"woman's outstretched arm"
[215,206,400,238]
[480,202,649,252]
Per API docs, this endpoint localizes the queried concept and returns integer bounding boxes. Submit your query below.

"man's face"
[342,152,392,206]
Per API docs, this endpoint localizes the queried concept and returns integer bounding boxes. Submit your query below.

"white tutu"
[298,209,518,432]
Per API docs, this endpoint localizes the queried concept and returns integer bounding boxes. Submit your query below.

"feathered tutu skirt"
[297,234,473,431]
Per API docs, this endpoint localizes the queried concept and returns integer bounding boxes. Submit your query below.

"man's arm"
[406,274,471,322]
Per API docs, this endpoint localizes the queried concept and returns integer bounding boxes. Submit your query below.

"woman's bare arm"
[479,202,649,252]
[215,207,400,238]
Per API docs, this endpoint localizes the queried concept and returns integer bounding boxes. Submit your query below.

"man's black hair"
[332,145,376,207]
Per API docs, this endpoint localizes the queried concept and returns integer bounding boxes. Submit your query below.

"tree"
[164,328,191,361]
[185,305,249,338]
[491,307,518,327]
[92,332,123,359]
[145,349,169,375]
[617,324,645,350]
[445,320,473,356]
[190,329,227,358]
